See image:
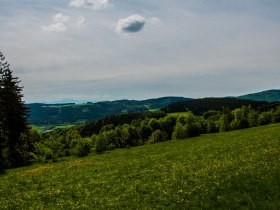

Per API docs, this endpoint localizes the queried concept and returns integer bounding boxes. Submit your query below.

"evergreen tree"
[0,52,5,170]
[0,51,29,167]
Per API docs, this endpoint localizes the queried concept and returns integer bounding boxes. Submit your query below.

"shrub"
[219,114,232,132]
[70,138,92,157]
[258,111,272,126]
[31,142,54,162]
[160,116,177,139]
[138,124,153,142]
[248,109,259,127]
[172,123,188,140]
[107,143,116,150]
[95,134,108,153]
[207,120,219,133]
[187,122,202,137]
[148,118,161,131]
[148,130,168,144]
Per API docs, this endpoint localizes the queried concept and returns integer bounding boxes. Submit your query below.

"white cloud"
[70,0,109,10]
[115,14,146,34]
[76,16,86,27]
[42,13,70,33]
[53,13,70,23]
[69,0,85,7]
[42,22,67,33]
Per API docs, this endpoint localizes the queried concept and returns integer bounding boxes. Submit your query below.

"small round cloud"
[116,15,146,34]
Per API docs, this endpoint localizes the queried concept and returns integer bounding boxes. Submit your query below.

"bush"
[172,123,188,140]
[138,124,153,142]
[107,143,116,150]
[148,130,168,144]
[172,113,203,140]
[160,116,176,139]
[187,122,202,137]
[31,142,54,162]
[248,109,259,127]
[70,138,92,157]
[258,111,272,126]
[148,118,161,131]
[95,134,108,153]
[219,114,232,132]
[207,120,219,133]
[46,136,66,158]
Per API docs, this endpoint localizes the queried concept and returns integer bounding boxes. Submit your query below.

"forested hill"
[27,90,280,127]
[161,97,279,115]
[237,89,280,102]
[28,97,191,126]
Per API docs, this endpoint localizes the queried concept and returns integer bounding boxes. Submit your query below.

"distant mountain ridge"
[161,89,280,115]
[237,89,280,102]
[28,96,191,126]
[28,89,280,128]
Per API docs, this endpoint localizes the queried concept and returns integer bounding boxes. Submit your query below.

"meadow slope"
[0,124,280,209]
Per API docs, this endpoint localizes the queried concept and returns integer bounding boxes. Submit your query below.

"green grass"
[33,124,82,133]
[167,112,193,117]
[53,124,77,130]
[32,125,46,133]
[1,124,280,209]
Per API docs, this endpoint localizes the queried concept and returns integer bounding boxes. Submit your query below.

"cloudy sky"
[1,0,280,103]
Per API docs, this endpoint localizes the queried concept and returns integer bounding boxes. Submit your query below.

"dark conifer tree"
[0,51,29,167]
[0,52,5,170]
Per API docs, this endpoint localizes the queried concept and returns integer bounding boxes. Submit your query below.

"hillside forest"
[32,104,280,162]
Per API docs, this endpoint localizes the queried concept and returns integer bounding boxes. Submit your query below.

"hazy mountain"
[237,89,280,102]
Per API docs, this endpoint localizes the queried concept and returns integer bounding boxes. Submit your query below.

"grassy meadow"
[0,124,280,209]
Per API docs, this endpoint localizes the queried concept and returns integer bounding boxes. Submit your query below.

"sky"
[1,0,280,103]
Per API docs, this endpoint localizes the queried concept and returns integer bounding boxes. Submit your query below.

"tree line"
[161,97,279,115]
[31,105,280,162]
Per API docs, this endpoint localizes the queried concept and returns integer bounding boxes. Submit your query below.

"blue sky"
[1,0,280,102]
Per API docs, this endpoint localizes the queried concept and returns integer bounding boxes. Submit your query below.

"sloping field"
[0,124,280,209]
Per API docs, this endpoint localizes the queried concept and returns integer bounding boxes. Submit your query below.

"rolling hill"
[238,89,280,102]
[27,90,280,129]
[28,97,191,126]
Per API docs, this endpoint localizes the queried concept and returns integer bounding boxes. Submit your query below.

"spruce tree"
[0,51,29,167]
[0,52,5,169]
